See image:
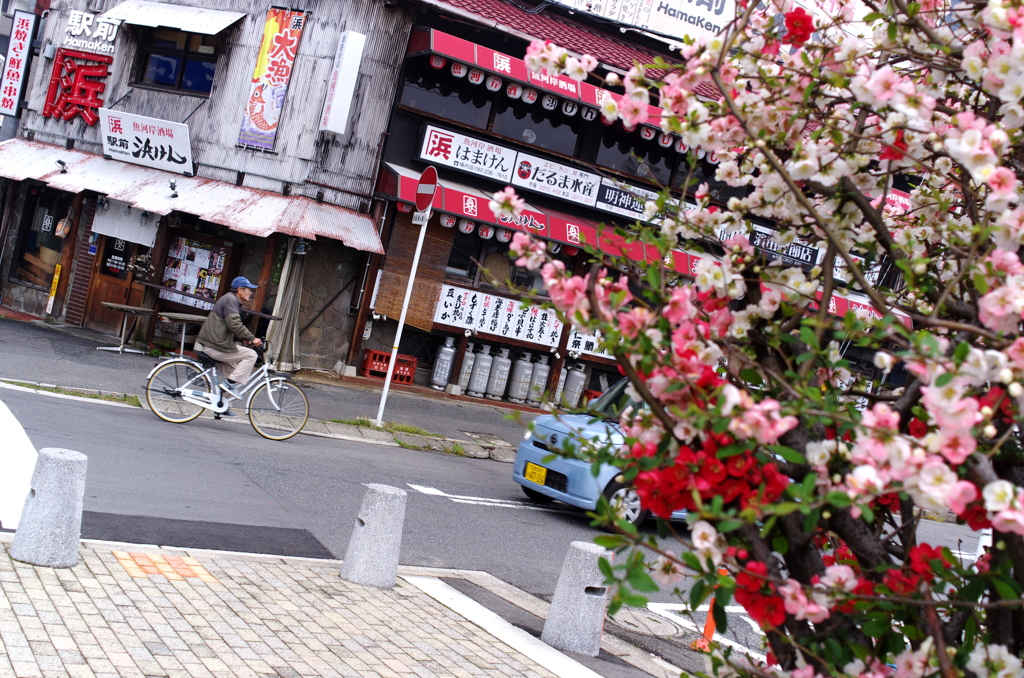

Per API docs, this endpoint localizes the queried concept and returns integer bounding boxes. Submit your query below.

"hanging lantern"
[429,55,447,69]
[495,227,513,243]
[541,94,558,111]
[547,241,562,254]
[621,121,637,133]
[441,214,457,228]
[561,100,578,116]
[506,82,523,99]
[707,150,719,164]
[451,62,468,78]
[658,133,674,148]
[581,107,597,121]
[675,138,689,154]
[397,202,413,213]
[522,88,539,105]
[468,68,485,85]
[640,126,657,141]
[478,225,494,240]
[485,75,502,91]
[458,219,476,234]
[696,148,707,160]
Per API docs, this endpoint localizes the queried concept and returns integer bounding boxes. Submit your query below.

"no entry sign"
[416,166,438,212]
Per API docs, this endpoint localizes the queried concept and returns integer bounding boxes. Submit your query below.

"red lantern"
[397,202,413,213]
[564,245,579,257]
[429,55,447,69]
[622,121,637,133]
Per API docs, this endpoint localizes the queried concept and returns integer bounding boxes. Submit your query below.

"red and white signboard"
[0,11,38,117]
[99,108,194,174]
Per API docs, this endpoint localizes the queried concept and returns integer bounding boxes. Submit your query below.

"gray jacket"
[197,292,256,352]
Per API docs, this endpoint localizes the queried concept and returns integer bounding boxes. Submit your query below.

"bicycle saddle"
[196,352,217,368]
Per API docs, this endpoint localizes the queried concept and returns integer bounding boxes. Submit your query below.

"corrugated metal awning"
[0,139,383,254]
[100,0,246,35]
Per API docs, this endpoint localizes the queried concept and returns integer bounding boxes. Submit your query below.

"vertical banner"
[318,30,366,136]
[0,11,39,117]
[237,7,306,151]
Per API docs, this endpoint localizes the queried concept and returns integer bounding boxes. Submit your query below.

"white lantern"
[468,68,485,85]
[581,107,597,121]
[548,241,562,254]
[441,214,457,228]
[541,94,558,111]
[458,219,476,234]
[707,150,719,164]
[495,227,513,243]
[485,75,502,91]
[658,133,674,148]
[506,82,523,99]
[696,148,707,159]
[429,55,446,69]
[478,225,494,240]
[561,100,578,116]
[451,62,468,78]
[676,138,689,153]
[522,88,539,105]
[640,126,656,141]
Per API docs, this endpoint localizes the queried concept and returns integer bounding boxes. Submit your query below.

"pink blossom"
[862,403,901,431]
[664,286,698,326]
[778,579,830,623]
[987,166,1019,199]
[618,97,650,127]
[547,275,591,321]
[727,395,798,445]
[936,429,978,465]
[618,307,654,339]
[947,481,979,514]
[489,187,525,220]
[992,508,1024,535]
[820,564,858,592]
[510,232,545,270]
[866,66,903,102]
[1007,338,1024,369]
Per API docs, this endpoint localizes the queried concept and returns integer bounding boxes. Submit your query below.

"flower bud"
[999,368,1014,384]
[981,406,994,417]
[1010,382,1023,398]
[822,511,832,520]
[832,474,842,484]
[913,262,927,275]
[984,425,998,438]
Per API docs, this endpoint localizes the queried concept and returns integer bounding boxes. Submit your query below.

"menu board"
[567,325,613,359]
[159,236,227,310]
[433,284,562,348]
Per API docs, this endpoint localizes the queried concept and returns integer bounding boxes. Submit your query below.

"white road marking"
[0,381,137,409]
[407,484,574,514]
[403,575,605,678]
[647,603,768,663]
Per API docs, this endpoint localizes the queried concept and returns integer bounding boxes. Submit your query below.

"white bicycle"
[144,340,309,441]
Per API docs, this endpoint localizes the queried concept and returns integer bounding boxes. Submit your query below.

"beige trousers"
[194,342,257,384]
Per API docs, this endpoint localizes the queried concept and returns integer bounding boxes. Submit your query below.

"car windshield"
[588,378,649,421]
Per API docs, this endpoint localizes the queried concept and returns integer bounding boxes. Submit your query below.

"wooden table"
[97,303,155,355]
[157,311,208,357]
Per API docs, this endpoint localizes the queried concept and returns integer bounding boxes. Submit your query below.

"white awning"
[0,139,383,254]
[100,1,246,35]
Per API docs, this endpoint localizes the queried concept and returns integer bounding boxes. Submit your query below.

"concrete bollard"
[10,448,88,568]
[541,541,612,656]
[341,484,407,588]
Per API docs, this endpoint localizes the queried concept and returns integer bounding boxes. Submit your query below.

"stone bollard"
[341,484,407,588]
[10,448,88,568]
[541,541,612,656]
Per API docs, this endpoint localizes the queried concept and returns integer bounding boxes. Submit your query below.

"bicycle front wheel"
[248,378,308,440]
[146,361,211,423]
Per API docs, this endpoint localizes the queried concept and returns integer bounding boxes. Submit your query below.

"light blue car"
[512,378,688,526]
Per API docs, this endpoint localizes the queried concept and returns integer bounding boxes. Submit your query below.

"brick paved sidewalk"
[0,535,565,678]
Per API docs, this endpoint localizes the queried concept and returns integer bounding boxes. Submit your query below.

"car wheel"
[602,481,648,527]
[522,486,554,503]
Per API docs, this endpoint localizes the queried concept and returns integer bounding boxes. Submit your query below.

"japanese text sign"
[99,108,193,174]
[42,49,113,126]
[420,125,516,182]
[433,284,562,348]
[238,8,306,151]
[511,152,600,206]
[319,30,365,136]
[0,11,38,118]
[63,10,119,54]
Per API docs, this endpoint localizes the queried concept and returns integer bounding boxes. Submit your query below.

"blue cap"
[231,276,258,289]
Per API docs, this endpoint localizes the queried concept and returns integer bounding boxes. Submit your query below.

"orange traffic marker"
[691,568,729,652]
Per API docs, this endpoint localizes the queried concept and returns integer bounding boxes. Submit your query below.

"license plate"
[524,462,547,486]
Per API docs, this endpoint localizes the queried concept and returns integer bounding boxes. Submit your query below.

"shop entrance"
[83,235,147,336]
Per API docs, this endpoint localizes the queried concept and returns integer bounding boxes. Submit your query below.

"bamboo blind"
[374,211,455,332]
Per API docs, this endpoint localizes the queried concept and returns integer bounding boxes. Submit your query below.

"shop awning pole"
[374,209,430,426]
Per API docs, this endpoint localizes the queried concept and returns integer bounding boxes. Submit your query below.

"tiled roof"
[426,0,723,99]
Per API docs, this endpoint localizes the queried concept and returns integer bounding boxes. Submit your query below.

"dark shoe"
[220,409,238,418]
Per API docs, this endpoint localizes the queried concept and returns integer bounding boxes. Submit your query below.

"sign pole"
[375,166,437,426]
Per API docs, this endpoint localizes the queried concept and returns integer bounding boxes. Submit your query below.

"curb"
[0,377,518,462]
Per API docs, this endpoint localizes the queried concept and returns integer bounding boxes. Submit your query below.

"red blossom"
[781,7,815,47]
[908,417,928,438]
[879,129,908,161]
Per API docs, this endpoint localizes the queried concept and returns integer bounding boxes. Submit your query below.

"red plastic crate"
[361,349,417,384]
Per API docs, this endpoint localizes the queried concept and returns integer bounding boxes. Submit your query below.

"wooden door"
[83,236,146,335]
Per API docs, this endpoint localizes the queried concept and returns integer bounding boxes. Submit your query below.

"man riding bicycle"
[194,276,263,405]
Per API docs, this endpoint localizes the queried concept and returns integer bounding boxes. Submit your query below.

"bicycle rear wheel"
[146,361,211,423]
[248,378,308,440]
